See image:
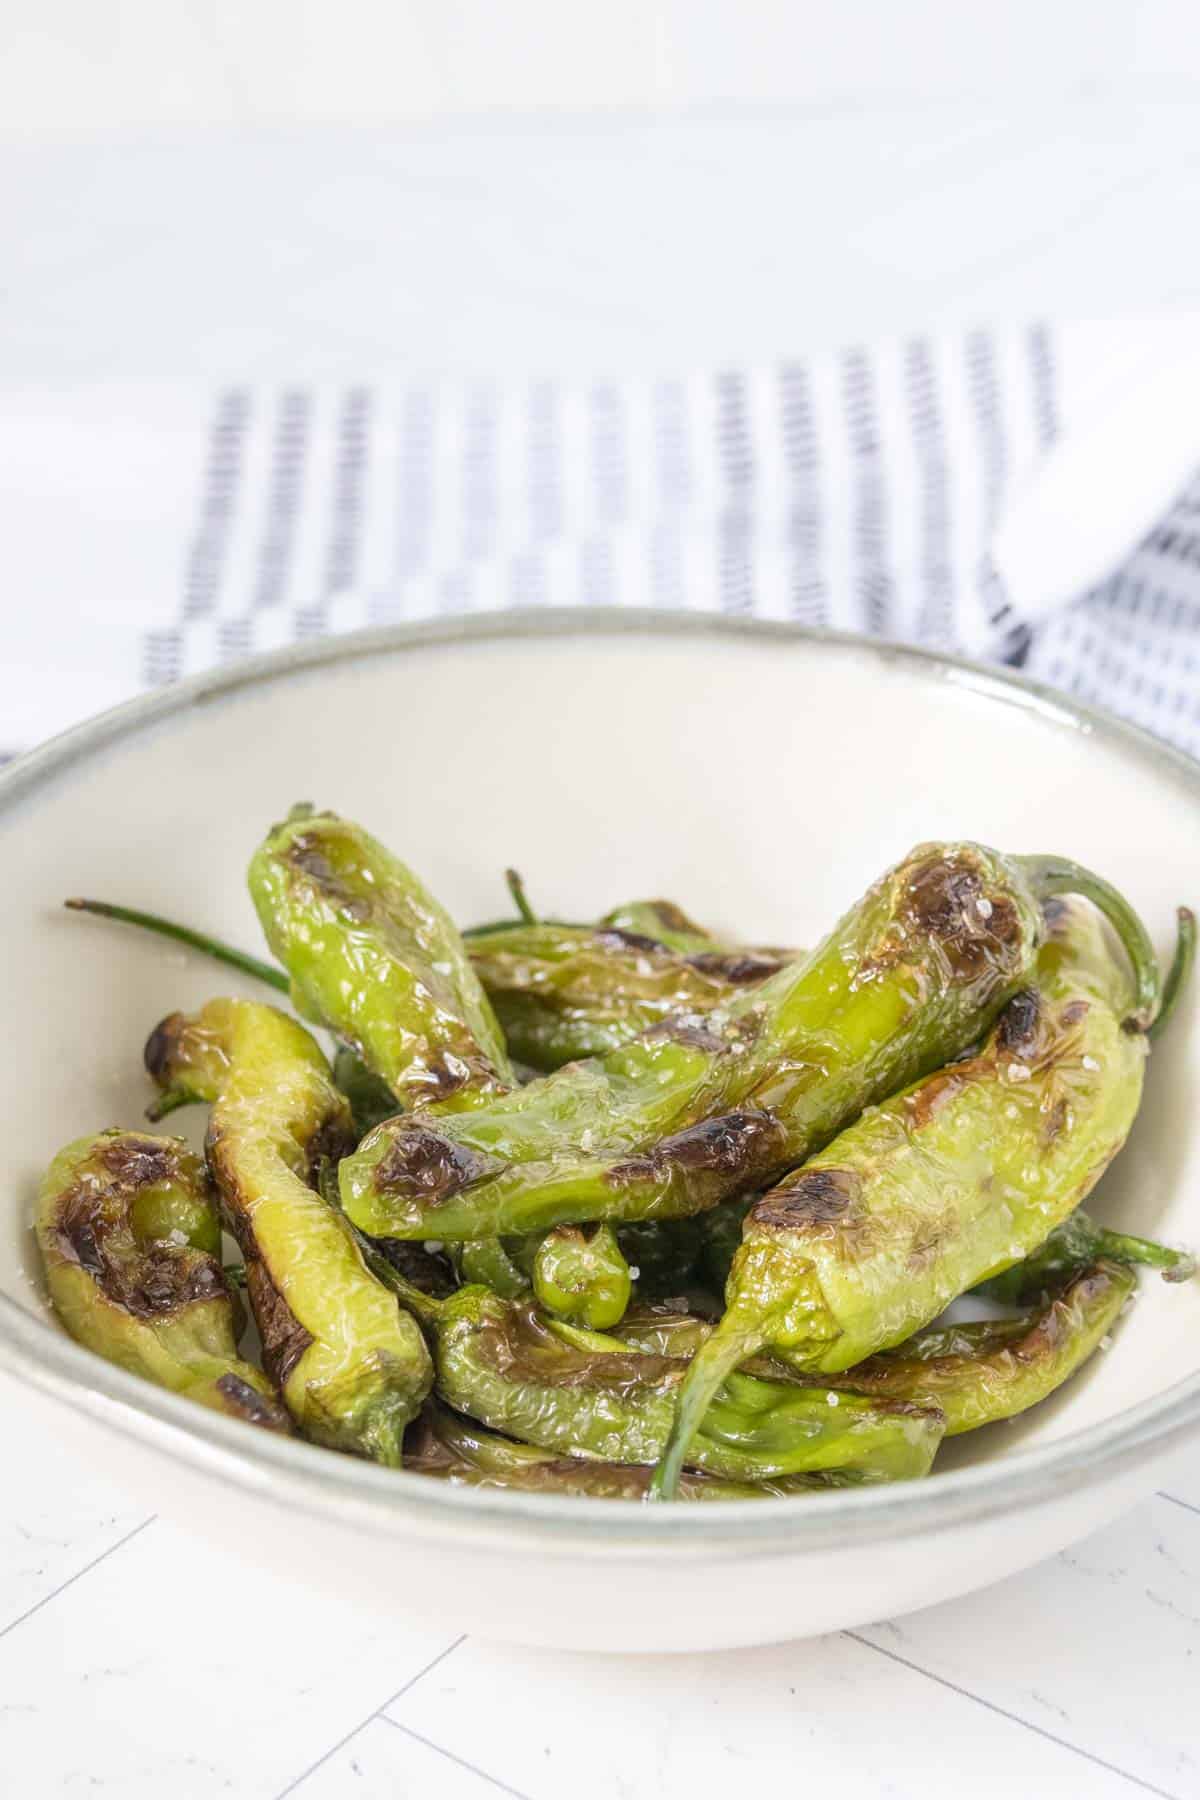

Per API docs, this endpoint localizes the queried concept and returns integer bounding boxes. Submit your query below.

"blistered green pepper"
[405,1401,858,1500]
[468,912,790,1070]
[580,1262,1138,1436]
[532,1223,632,1329]
[651,889,1163,1498]
[820,1260,1135,1432]
[430,1286,941,1483]
[342,842,1157,1243]
[248,805,513,1108]
[144,997,433,1461]
[976,1209,1195,1303]
[35,1129,290,1430]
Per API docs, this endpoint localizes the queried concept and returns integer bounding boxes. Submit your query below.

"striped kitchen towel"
[2,320,1199,761]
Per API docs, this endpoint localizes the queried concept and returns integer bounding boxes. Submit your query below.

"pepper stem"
[1021,858,1160,1031]
[1095,1227,1196,1284]
[504,868,538,925]
[648,1321,762,1501]
[1148,907,1196,1042]
[64,899,289,994]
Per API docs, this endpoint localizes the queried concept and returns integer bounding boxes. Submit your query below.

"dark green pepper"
[35,1129,289,1431]
[144,997,433,1461]
[651,889,1162,1498]
[431,1286,942,1483]
[819,1260,1135,1432]
[468,913,791,1070]
[405,1401,860,1500]
[342,842,1156,1242]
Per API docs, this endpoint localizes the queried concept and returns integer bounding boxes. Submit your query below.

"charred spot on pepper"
[1042,1093,1072,1145]
[1058,999,1090,1030]
[640,1017,730,1055]
[143,1013,185,1083]
[214,1372,291,1431]
[686,951,786,984]
[753,1167,862,1231]
[97,1136,179,1190]
[284,835,372,923]
[374,1126,496,1201]
[607,1109,786,1187]
[245,1255,314,1388]
[901,854,1023,984]
[997,989,1042,1056]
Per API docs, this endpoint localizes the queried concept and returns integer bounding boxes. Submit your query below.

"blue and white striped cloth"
[3,321,1199,761]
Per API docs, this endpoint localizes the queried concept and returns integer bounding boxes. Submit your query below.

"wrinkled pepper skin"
[532,1223,632,1329]
[35,1130,289,1431]
[342,842,1048,1242]
[405,1402,851,1500]
[821,1260,1135,1433]
[468,915,791,1070]
[975,1209,1196,1303]
[592,1263,1136,1436]
[432,1286,942,1483]
[248,806,513,1108]
[144,998,433,1461]
[652,892,1151,1498]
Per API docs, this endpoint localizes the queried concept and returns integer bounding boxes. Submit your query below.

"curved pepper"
[248,805,513,1108]
[340,841,1115,1241]
[651,889,1161,1498]
[35,1129,289,1431]
[144,997,433,1461]
[574,1261,1138,1436]
[819,1259,1135,1432]
[405,1401,859,1500]
[431,1286,942,1483]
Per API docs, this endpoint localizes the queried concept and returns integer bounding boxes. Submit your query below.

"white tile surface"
[291,1716,522,1800]
[384,1614,1151,1800]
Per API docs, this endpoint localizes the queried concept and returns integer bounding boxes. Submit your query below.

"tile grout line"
[274,1634,467,1799]
[846,1630,1181,1800]
[381,1717,536,1800]
[0,1513,156,1643]
[1157,1491,1200,1519]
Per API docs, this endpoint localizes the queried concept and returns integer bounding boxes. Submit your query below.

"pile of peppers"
[43,805,1195,1504]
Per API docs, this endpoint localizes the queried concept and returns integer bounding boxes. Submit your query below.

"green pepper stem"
[504,868,538,926]
[1094,1227,1196,1283]
[648,1322,762,1501]
[1148,907,1196,1042]
[1021,858,1160,1030]
[65,899,289,995]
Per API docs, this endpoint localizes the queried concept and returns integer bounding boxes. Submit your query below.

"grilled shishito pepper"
[432,1286,942,1483]
[144,998,432,1460]
[651,891,1157,1499]
[468,914,791,1070]
[248,806,513,1109]
[405,1402,862,1500]
[819,1260,1135,1433]
[35,1129,289,1431]
[341,843,1155,1243]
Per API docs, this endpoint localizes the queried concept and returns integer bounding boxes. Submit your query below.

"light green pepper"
[144,997,432,1461]
[35,1129,289,1430]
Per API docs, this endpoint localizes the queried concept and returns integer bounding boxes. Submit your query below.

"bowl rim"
[2,606,1198,1557]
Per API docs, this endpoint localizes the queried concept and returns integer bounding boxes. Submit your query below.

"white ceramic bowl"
[3,612,1198,1653]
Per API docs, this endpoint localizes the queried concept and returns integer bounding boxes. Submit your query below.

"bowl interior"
[3,619,1198,1488]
